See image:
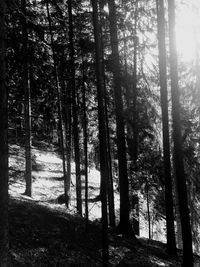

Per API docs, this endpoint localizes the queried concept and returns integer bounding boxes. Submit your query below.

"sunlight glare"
[176,1,200,62]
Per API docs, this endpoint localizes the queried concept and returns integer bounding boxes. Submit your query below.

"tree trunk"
[156,0,177,255]
[105,99,115,228]
[132,0,138,165]
[99,3,115,228]
[60,56,72,208]
[0,1,9,265]
[46,0,68,207]
[168,0,193,265]
[91,0,109,264]
[108,0,134,237]
[146,183,151,239]
[81,58,89,232]
[68,0,82,216]
[22,0,32,197]
[65,97,72,208]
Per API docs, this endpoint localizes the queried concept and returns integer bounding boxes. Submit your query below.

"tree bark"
[68,0,82,215]
[156,0,177,255]
[132,0,138,165]
[81,58,89,232]
[91,0,109,264]
[46,0,68,206]
[0,0,9,265]
[21,0,32,197]
[60,54,72,207]
[168,0,193,265]
[99,3,115,228]
[108,0,134,237]
[146,182,151,239]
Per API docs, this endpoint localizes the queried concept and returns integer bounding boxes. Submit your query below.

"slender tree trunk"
[99,3,115,227]
[108,0,134,237]
[68,0,82,215]
[168,0,193,265]
[105,97,115,228]
[60,56,71,207]
[22,0,32,197]
[91,0,109,265]
[146,183,151,239]
[0,1,9,265]
[156,0,177,255]
[46,0,68,206]
[65,98,72,208]
[132,0,138,165]
[81,58,89,231]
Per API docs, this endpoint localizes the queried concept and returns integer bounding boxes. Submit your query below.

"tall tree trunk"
[65,94,72,208]
[168,0,193,265]
[46,0,68,206]
[81,58,89,232]
[68,0,82,216]
[99,3,115,228]
[105,96,115,228]
[146,182,151,239]
[108,0,134,237]
[156,0,177,255]
[132,0,138,165]
[91,0,109,265]
[60,55,72,207]
[22,0,32,197]
[0,1,9,265]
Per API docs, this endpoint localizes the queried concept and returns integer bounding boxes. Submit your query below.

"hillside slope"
[8,144,200,266]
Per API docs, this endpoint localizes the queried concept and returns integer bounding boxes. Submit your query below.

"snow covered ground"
[9,144,165,243]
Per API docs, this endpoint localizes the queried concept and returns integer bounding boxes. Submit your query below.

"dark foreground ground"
[8,195,200,267]
[8,144,200,266]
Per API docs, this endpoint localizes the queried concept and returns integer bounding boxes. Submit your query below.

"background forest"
[0,0,200,266]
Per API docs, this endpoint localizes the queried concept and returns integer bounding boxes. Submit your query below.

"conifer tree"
[156,0,177,255]
[108,0,134,237]
[0,0,9,265]
[68,0,82,215]
[168,0,193,265]
[91,0,109,264]
[21,0,32,197]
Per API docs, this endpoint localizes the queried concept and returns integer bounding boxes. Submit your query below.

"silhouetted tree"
[91,0,109,264]
[68,0,82,215]
[46,0,68,206]
[0,0,9,265]
[156,0,177,255]
[108,0,134,237]
[168,0,193,265]
[21,0,32,197]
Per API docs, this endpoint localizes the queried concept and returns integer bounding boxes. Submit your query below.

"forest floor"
[8,143,200,266]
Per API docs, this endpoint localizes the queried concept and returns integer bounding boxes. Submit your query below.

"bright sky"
[176,0,200,62]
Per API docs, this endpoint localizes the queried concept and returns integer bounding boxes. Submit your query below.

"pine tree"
[21,0,32,197]
[68,0,82,215]
[46,0,68,206]
[0,0,9,265]
[108,0,134,237]
[91,0,109,264]
[156,0,177,255]
[168,0,193,265]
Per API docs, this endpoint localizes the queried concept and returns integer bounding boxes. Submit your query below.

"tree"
[156,0,177,255]
[108,0,134,237]
[46,0,68,207]
[99,1,115,228]
[91,0,109,264]
[21,0,32,197]
[68,0,82,216]
[168,0,193,265]
[81,57,89,231]
[0,0,9,265]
